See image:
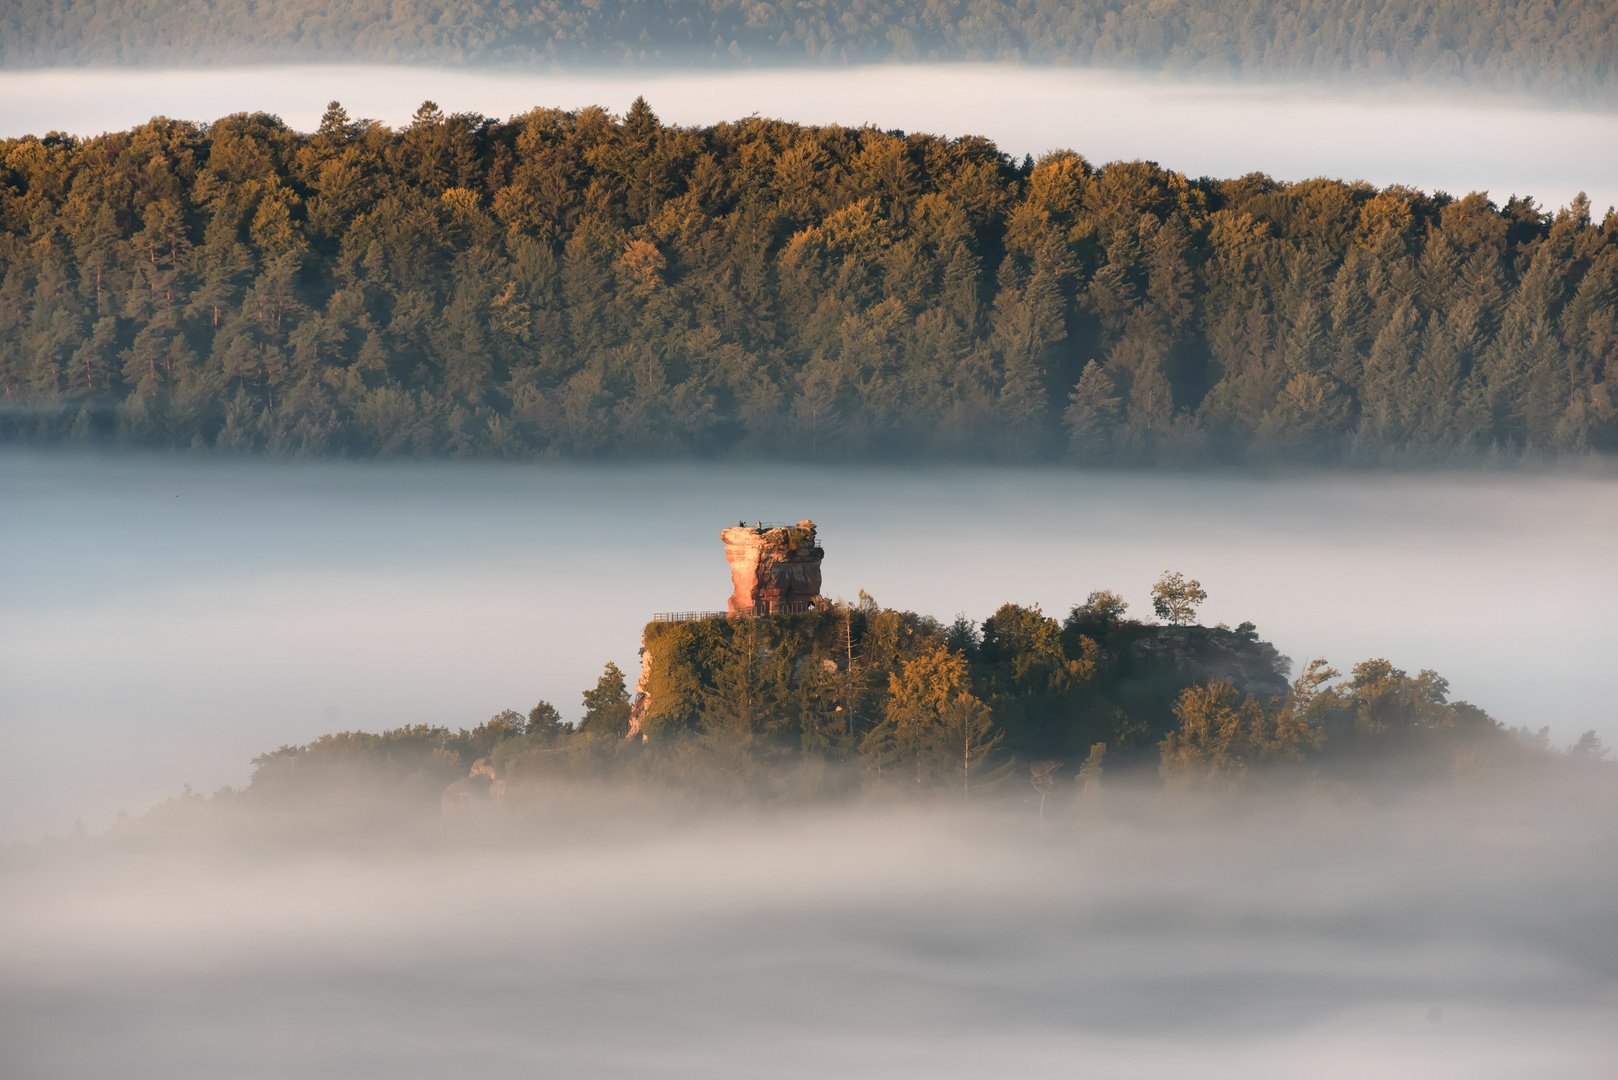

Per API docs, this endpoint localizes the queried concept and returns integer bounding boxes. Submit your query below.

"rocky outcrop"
[720,520,823,615]
[627,633,653,740]
[441,759,502,816]
[1127,626,1291,701]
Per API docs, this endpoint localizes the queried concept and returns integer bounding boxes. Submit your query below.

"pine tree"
[580,661,632,739]
[1063,359,1120,463]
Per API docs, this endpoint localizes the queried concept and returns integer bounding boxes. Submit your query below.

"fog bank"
[3,453,1616,842]
[3,785,1615,1078]
[2,64,1614,213]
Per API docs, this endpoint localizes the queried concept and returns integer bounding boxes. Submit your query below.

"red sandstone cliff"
[719,520,823,615]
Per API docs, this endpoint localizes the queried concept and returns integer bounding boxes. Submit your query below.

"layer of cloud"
[3,783,1615,1078]
[5,455,1618,841]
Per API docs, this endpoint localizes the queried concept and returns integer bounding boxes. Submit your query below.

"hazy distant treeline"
[3,0,1616,103]
[2,102,1616,464]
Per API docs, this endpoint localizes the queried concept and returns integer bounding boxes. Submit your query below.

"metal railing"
[650,610,729,623]
[751,600,823,616]
[729,521,824,543]
[651,600,828,623]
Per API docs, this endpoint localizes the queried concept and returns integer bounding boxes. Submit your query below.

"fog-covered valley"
[7,2,1618,1072]
[3,453,1616,841]
[3,781,1615,1078]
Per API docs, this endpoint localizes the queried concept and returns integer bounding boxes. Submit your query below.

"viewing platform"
[651,599,827,623]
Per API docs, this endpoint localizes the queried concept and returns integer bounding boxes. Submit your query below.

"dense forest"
[245,582,1611,812]
[3,101,1616,465]
[3,0,1616,104]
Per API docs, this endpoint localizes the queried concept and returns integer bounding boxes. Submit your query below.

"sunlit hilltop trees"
[2,100,1616,464]
[241,584,1611,813]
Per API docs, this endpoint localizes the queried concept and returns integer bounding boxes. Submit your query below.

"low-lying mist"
[4,776,1615,1078]
[5,453,1618,842]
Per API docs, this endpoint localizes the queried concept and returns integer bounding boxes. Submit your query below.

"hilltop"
[222,583,1610,818]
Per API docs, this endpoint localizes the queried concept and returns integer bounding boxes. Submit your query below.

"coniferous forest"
[3,100,1617,465]
[3,0,1616,104]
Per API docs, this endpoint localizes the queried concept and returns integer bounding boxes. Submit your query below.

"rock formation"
[441,759,502,816]
[1127,625,1291,701]
[720,520,823,616]
[631,519,826,739]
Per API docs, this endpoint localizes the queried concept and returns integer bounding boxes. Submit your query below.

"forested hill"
[4,0,1617,103]
[3,101,1616,464]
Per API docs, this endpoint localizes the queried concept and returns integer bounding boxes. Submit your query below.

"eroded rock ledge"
[720,520,823,616]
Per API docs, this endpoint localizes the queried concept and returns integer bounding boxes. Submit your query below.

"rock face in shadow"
[720,520,824,616]
[1127,626,1291,701]
[441,759,502,817]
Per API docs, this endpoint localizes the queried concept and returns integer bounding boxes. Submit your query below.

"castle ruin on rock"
[719,520,824,615]
[630,519,824,739]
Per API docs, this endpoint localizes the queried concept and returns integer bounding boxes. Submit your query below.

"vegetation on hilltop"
[3,101,1617,465]
[2,0,1616,105]
[245,583,1610,810]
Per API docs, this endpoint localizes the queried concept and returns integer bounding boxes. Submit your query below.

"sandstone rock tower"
[720,520,823,616]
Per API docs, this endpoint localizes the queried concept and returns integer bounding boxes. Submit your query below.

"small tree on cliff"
[1076,589,1129,625]
[580,662,632,738]
[528,700,568,741]
[1151,571,1206,626]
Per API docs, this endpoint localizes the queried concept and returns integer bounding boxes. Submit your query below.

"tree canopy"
[243,588,1608,811]
[3,101,1616,464]
[1151,572,1206,626]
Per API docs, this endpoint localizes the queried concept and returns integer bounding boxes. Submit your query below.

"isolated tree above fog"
[1152,572,1206,626]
